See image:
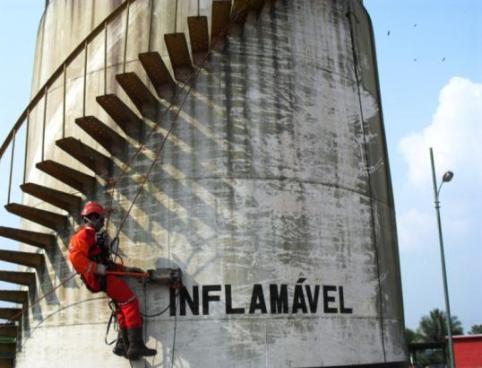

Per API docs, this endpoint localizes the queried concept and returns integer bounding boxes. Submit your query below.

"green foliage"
[470,324,482,334]
[418,308,463,342]
[405,328,422,344]
[409,309,465,367]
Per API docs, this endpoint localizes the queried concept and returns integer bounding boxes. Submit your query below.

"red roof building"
[454,335,482,368]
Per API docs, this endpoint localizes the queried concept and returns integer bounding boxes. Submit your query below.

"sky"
[0,1,481,333]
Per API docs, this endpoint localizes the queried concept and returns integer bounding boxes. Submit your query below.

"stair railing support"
[83,40,88,117]
[104,22,108,95]
[174,0,178,33]
[23,110,30,184]
[42,86,48,161]
[62,63,67,138]
[123,0,131,73]
[7,129,16,204]
[148,0,154,52]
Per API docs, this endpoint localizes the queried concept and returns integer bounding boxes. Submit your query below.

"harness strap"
[104,309,117,346]
[117,295,136,307]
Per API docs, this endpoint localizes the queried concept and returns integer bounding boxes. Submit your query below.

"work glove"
[94,263,107,275]
[125,267,144,274]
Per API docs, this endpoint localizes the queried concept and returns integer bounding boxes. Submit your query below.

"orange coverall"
[69,226,142,328]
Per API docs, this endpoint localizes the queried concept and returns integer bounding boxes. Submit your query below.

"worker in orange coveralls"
[69,201,156,360]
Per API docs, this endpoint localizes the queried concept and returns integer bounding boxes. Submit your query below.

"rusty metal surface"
[20,183,82,214]
[164,33,195,82]
[0,271,35,288]
[0,290,28,305]
[35,160,96,195]
[96,94,144,139]
[187,16,209,65]
[75,116,129,160]
[5,203,68,231]
[0,227,55,250]
[139,52,176,100]
[115,72,160,119]
[211,0,232,46]
[0,249,44,269]
[55,137,112,178]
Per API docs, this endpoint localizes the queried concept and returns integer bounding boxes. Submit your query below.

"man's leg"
[112,307,129,358]
[105,275,156,360]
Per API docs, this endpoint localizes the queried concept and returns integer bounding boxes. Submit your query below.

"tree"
[418,308,464,342]
[469,324,482,334]
[405,328,422,344]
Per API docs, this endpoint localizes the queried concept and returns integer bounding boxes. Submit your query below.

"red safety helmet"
[81,201,105,217]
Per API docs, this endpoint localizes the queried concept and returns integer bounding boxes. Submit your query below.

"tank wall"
[16,0,406,367]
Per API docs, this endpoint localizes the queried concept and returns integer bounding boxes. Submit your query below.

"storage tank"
[0,0,406,367]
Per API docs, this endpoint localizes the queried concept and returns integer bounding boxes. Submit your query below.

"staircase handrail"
[0,0,138,160]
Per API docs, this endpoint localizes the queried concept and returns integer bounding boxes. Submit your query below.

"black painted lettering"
[170,287,177,316]
[179,285,199,316]
[269,284,288,314]
[323,285,338,313]
[305,285,320,313]
[202,285,221,315]
[225,285,245,314]
[249,284,267,314]
[292,284,308,314]
[339,286,353,314]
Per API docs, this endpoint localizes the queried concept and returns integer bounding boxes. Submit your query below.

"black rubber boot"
[126,327,157,360]
[112,328,129,358]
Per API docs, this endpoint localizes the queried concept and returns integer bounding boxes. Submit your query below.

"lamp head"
[442,171,454,183]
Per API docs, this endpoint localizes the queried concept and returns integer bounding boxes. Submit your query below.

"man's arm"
[69,228,102,274]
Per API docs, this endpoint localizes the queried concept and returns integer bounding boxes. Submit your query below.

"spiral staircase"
[0,0,275,365]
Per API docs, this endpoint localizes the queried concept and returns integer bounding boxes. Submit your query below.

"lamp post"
[429,147,455,368]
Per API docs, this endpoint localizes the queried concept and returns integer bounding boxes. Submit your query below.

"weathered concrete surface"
[16,0,406,367]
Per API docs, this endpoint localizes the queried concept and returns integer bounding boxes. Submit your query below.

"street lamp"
[429,147,455,368]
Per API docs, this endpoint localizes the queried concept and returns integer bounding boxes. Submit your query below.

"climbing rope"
[3,272,78,324]
[104,2,250,239]
[0,0,260,360]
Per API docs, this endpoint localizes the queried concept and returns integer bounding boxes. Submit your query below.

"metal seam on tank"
[141,176,393,207]
[32,316,405,329]
[345,2,387,362]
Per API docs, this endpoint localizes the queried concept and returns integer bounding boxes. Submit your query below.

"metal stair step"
[0,310,21,322]
[164,33,195,83]
[0,356,15,366]
[75,116,129,161]
[56,137,112,178]
[20,183,81,215]
[0,325,18,339]
[231,0,250,30]
[115,73,159,120]
[139,52,176,101]
[249,0,266,12]
[36,160,96,195]
[96,94,144,139]
[188,16,209,66]
[0,341,16,358]
[5,203,68,231]
[0,290,28,305]
[0,227,55,250]
[0,270,35,288]
[211,1,232,48]
[0,249,44,269]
